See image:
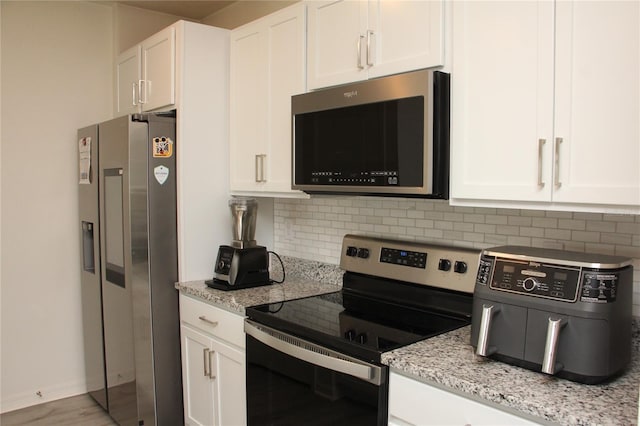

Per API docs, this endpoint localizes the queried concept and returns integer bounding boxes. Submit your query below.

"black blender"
[206,197,270,290]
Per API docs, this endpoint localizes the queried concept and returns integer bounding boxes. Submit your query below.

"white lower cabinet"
[388,372,541,426]
[179,294,246,426]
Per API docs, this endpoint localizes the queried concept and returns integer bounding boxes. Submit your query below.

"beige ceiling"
[120,1,237,20]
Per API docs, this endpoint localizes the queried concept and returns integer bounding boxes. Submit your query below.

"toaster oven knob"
[523,277,538,292]
[356,333,368,344]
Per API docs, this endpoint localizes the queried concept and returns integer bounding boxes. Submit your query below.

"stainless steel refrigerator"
[78,112,182,426]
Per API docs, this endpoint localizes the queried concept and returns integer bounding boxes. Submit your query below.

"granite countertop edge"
[382,320,640,426]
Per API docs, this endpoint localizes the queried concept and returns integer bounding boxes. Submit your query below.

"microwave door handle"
[245,320,382,385]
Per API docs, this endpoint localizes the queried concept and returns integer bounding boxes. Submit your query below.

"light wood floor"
[1,394,116,426]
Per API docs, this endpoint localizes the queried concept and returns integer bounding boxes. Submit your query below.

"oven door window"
[246,335,388,426]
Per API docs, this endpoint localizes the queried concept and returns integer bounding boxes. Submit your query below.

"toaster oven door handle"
[542,317,567,375]
[476,304,499,357]
[245,320,382,386]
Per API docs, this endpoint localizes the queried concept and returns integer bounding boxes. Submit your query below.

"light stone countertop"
[382,320,640,426]
[175,277,341,315]
[175,256,343,315]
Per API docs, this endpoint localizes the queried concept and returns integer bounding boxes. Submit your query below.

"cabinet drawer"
[179,294,245,349]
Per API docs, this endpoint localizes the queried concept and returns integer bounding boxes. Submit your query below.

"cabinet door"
[181,325,216,426]
[368,0,444,80]
[230,4,307,196]
[141,26,175,112]
[307,0,368,89]
[389,373,541,426]
[450,1,555,202]
[211,337,246,426]
[264,4,307,194]
[115,45,141,116]
[552,1,640,206]
[230,23,268,191]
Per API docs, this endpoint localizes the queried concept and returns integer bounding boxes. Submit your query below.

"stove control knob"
[438,259,452,271]
[346,246,358,257]
[356,333,368,344]
[357,248,370,259]
[523,277,538,292]
[454,261,468,274]
[344,329,356,341]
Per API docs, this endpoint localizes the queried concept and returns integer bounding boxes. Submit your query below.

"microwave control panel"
[310,170,399,186]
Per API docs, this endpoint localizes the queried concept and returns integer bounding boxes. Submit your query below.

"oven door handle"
[245,320,383,386]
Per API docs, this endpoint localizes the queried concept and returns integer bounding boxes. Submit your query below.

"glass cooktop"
[246,287,469,363]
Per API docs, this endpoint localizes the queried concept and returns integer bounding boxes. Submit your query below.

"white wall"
[0,1,113,412]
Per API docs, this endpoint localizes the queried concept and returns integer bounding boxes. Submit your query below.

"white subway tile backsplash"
[273,197,640,316]
[558,219,586,230]
[571,231,601,243]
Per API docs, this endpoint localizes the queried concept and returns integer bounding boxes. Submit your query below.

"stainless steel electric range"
[245,234,480,425]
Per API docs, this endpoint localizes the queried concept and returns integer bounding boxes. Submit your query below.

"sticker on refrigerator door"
[152,137,173,158]
[79,137,91,184]
[154,165,169,185]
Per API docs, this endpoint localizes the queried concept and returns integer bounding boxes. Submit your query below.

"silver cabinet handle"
[138,79,147,104]
[554,137,562,188]
[366,30,374,66]
[132,82,138,106]
[255,154,267,183]
[198,315,218,326]
[208,350,216,379]
[245,320,382,385]
[542,317,566,375]
[537,139,546,187]
[203,348,210,377]
[476,304,499,356]
[357,35,365,69]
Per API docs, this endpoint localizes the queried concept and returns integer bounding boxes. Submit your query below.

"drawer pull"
[198,315,218,326]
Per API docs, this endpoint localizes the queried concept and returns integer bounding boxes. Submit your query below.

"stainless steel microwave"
[291,69,449,198]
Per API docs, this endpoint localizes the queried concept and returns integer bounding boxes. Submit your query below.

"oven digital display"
[380,247,426,268]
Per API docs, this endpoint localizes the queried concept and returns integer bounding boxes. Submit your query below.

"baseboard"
[0,379,87,414]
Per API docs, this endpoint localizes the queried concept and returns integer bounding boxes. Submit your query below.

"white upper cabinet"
[115,45,141,115]
[115,26,175,115]
[140,26,175,112]
[552,1,640,206]
[450,1,554,203]
[230,3,308,197]
[367,0,444,79]
[450,0,640,212]
[307,0,444,90]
